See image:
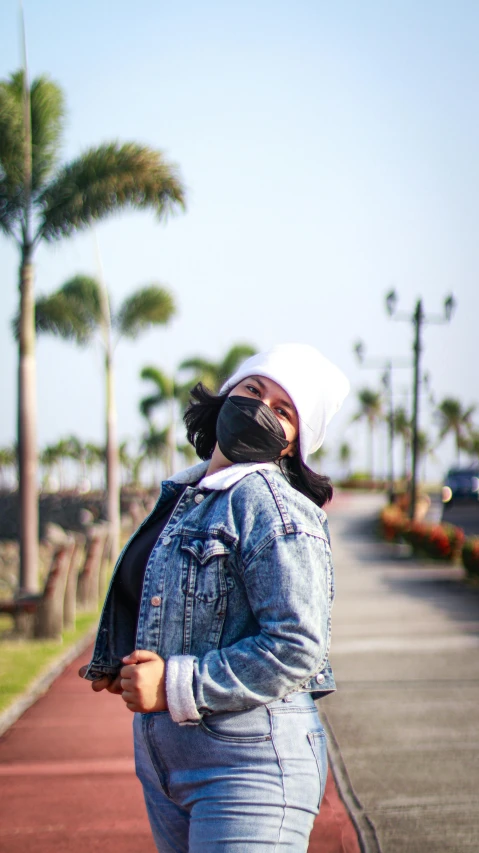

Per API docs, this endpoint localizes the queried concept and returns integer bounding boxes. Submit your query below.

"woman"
[80,342,349,852]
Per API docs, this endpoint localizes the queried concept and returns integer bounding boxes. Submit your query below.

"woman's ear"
[286,441,298,458]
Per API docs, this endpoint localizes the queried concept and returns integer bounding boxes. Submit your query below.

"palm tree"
[352,389,383,479]
[40,442,63,491]
[119,441,134,487]
[338,442,352,478]
[139,366,193,477]
[393,406,412,480]
[416,429,436,483]
[179,344,257,392]
[34,275,176,556]
[63,435,87,485]
[177,442,198,467]
[0,69,185,591]
[0,446,17,491]
[435,398,476,466]
[84,442,106,490]
[140,427,169,486]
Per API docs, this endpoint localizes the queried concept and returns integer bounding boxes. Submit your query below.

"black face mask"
[216,396,290,464]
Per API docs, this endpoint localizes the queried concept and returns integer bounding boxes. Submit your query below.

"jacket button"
[151,596,162,607]
[315,673,325,684]
[283,694,293,703]
[194,493,205,504]
[162,535,171,545]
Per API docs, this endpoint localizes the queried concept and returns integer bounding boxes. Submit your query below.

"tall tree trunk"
[18,25,38,593]
[368,422,375,480]
[402,438,408,480]
[96,245,120,562]
[18,248,39,592]
[165,398,176,478]
[105,348,120,561]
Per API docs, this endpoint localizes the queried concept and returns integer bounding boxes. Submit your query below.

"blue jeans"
[133,692,327,852]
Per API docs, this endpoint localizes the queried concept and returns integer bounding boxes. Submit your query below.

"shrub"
[379,505,407,541]
[462,537,479,579]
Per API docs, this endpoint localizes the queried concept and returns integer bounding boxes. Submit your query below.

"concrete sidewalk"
[323,492,479,853]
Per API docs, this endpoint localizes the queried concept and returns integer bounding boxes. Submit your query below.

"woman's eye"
[246,385,260,395]
[276,407,289,419]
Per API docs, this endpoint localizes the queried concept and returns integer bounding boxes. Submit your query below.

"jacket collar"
[169,460,280,491]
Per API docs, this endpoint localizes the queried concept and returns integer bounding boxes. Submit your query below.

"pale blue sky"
[1,0,478,478]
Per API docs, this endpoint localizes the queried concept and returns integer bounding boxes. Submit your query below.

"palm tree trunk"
[166,398,176,478]
[368,423,375,480]
[18,248,39,592]
[105,348,120,561]
[17,29,39,593]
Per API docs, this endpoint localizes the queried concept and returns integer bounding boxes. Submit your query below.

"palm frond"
[178,357,218,391]
[177,442,197,463]
[140,365,175,396]
[61,275,103,321]
[34,275,101,344]
[0,73,25,234]
[116,286,176,339]
[219,344,257,384]
[140,393,164,419]
[179,357,217,374]
[0,71,24,188]
[0,71,65,214]
[0,179,23,236]
[352,388,383,426]
[30,75,65,191]
[38,142,186,241]
[141,427,169,458]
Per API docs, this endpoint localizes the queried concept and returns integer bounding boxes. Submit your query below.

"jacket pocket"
[180,536,234,602]
[180,536,234,654]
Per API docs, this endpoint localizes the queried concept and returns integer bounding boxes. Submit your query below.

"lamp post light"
[385,291,456,520]
[354,342,409,503]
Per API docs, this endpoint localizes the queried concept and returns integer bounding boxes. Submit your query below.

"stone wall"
[0,488,157,541]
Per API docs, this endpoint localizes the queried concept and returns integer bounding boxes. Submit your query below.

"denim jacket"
[84,460,336,723]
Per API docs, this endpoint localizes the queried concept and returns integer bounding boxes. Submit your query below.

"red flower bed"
[379,505,464,562]
[379,505,407,542]
[462,537,479,579]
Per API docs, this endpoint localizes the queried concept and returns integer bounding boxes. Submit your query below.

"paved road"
[323,491,479,853]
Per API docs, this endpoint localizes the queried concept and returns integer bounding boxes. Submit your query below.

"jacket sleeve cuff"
[166,655,202,724]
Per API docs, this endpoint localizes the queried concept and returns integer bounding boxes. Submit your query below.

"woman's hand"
[77,666,123,695]
[120,650,168,713]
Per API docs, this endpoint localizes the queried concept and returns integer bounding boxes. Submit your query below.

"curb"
[0,626,97,738]
[320,707,382,853]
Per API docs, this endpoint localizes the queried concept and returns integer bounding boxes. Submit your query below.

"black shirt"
[115,487,187,617]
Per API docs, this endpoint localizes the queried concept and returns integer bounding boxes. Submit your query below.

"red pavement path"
[0,646,359,853]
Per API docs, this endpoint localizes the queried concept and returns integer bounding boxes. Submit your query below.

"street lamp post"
[386,291,456,520]
[354,343,409,503]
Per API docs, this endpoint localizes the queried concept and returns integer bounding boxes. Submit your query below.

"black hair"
[183,382,333,508]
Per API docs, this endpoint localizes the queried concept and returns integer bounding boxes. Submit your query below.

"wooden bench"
[76,524,112,612]
[63,533,86,631]
[0,536,76,640]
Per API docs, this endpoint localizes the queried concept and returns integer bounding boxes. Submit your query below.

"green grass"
[0,611,99,714]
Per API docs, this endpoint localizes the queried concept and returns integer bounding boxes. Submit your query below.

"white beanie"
[219,343,350,461]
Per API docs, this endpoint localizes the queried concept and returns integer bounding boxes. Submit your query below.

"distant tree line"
[351,386,478,482]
